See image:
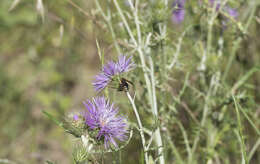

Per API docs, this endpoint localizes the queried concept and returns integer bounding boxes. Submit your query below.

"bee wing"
[125,79,134,86]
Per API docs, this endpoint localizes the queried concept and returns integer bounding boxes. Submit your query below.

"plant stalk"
[126,92,148,164]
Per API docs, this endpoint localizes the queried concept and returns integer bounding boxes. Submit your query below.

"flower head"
[116,55,135,73]
[83,96,128,148]
[225,7,238,19]
[207,0,239,28]
[73,114,79,121]
[93,55,135,92]
[208,0,238,19]
[172,0,186,24]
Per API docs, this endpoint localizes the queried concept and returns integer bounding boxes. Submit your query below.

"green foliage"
[72,145,89,164]
[46,161,56,164]
[0,0,260,163]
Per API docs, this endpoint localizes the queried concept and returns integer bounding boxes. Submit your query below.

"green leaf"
[46,161,55,164]
[42,110,63,128]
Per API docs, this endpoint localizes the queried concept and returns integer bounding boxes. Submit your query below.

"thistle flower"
[116,55,135,73]
[73,114,79,121]
[225,7,238,19]
[172,0,186,24]
[83,96,128,149]
[93,55,135,92]
[209,0,238,19]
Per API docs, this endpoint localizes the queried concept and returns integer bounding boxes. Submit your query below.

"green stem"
[233,95,248,164]
[223,0,258,81]
[95,0,121,55]
[126,92,149,164]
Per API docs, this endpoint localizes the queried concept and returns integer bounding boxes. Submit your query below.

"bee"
[117,78,134,92]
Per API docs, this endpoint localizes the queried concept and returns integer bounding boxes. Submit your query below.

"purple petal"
[226,7,238,18]
[116,55,135,73]
[92,55,135,92]
[172,9,185,24]
[73,114,79,121]
[82,96,128,149]
[103,61,118,76]
[172,0,186,24]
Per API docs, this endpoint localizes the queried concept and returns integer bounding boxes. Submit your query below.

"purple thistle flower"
[73,114,79,121]
[83,96,128,149]
[207,0,239,28]
[208,0,238,19]
[103,61,118,77]
[116,55,135,73]
[172,0,186,24]
[225,7,238,19]
[92,55,135,92]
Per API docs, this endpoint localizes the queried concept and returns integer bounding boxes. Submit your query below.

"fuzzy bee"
[117,78,134,92]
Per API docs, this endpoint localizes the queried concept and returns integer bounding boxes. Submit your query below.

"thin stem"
[206,0,228,66]
[191,74,215,161]
[248,138,260,162]
[244,0,258,30]
[68,0,103,29]
[206,0,218,57]
[146,131,155,150]
[127,0,142,44]
[237,102,260,136]
[113,0,137,47]
[148,57,158,116]
[126,92,148,164]
[223,38,241,81]
[95,0,121,55]
[119,150,122,164]
[223,0,258,81]
[233,95,248,164]
[177,121,192,163]
[165,130,184,164]
[168,27,187,69]
[113,0,153,110]
[114,1,164,163]
[230,67,259,95]
[206,0,228,56]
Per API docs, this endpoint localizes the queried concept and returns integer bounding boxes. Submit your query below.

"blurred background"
[0,0,260,164]
[0,0,102,163]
